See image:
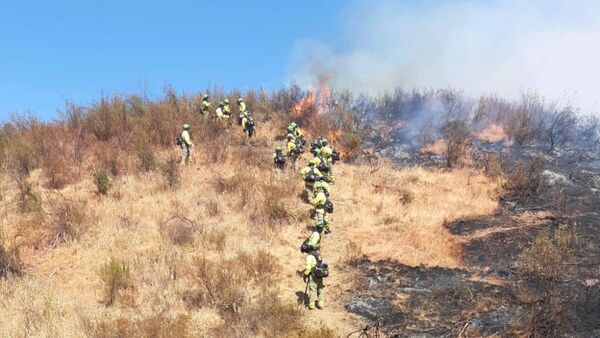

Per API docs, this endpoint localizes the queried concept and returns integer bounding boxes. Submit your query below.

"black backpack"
[324,200,334,213]
[314,260,329,278]
[300,238,310,253]
[318,162,330,173]
[305,169,317,183]
[332,150,341,163]
[275,153,286,164]
[247,120,255,137]
[176,136,184,146]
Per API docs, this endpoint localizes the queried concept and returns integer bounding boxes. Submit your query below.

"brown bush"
[42,155,74,189]
[48,197,87,246]
[504,157,544,200]
[81,313,190,338]
[159,217,196,247]
[518,228,579,337]
[14,175,42,213]
[0,232,23,278]
[342,240,363,266]
[135,140,157,173]
[443,119,471,168]
[95,145,124,177]
[161,155,181,190]
[190,250,281,318]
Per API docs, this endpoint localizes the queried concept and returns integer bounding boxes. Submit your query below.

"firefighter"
[223,98,231,118]
[311,181,331,233]
[300,159,323,200]
[273,146,286,170]
[287,134,299,167]
[303,249,326,310]
[216,102,227,120]
[306,223,324,251]
[237,98,247,124]
[179,124,193,165]
[241,111,255,137]
[200,94,211,116]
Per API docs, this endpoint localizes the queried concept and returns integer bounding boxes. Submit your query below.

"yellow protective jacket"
[223,104,231,115]
[300,166,322,181]
[216,107,228,119]
[307,231,320,250]
[242,116,249,130]
[294,128,304,138]
[304,254,317,276]
[201,100,212,112]
[181,130,192,146]
[287,141,297,155]
[321,146,333,159]
[311,191,327,208]
[238,101,246,113]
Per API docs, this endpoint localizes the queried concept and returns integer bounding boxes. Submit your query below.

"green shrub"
[98,259,131,306]
[94,171,110,196]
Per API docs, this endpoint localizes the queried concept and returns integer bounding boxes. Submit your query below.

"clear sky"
[0,0,345,120]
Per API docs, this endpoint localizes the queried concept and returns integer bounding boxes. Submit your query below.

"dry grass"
[0,128,502,336]
[331,162,500,267]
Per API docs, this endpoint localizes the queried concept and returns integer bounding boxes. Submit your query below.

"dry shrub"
[81,314,190,338]
[519,228,579,337]
[161,155,181,190]
[504,157,544,200]
[95,145,124,177]
[201,226,227,251]
[5,137,38,177]
[444,120,471,168]
[48,197,87,246]
[343,240,363,266]
[135,142,156,173]
[203,199,220,217]
[98,259,132,307]
[190,250,281,317]
[42,155,74,189]
[160,217,196,247]
[0,233,22,278]
[482,153,502,177]
[295,327,337,338]
[338,131,363,162]
[14,176,42,213]
[520,229,577,283]
[93,170,110,196]
[249,176,295,228]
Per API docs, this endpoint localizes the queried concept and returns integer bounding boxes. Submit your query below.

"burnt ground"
[345,146,600,337]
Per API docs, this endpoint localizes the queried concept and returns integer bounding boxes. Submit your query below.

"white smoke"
[291,0,600,113]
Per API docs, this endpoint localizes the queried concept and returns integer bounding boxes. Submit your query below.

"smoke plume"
[291,0,600,113]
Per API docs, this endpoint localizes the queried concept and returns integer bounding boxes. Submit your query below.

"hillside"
[1,87,599,337]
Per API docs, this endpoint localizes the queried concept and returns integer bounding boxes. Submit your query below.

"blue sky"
[0,0,345,120]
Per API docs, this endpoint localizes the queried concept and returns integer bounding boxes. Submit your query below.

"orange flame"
[292,74,331,119]
[293,91,316,118]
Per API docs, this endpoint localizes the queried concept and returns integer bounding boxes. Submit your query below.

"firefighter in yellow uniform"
[180,124,193,164]
[216,102,227,120]
[200,94,211,116]
[237,98,247,124]
[287,134,298,167]
[311,181,331,233]
[300,159,323,200]
[320,143,335,182]
[303,250,325,310]
[223,98,231,118]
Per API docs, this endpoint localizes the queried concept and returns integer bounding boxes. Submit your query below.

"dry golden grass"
[0,124,501,336]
